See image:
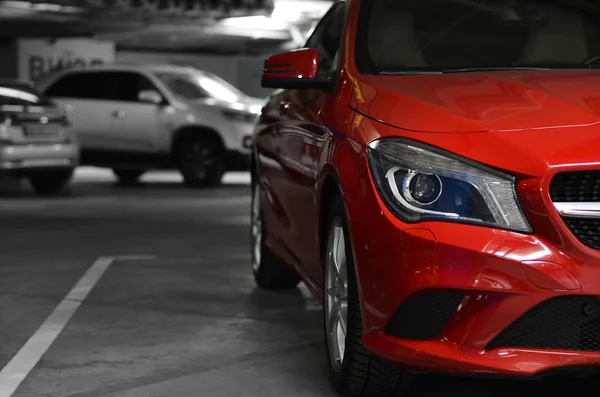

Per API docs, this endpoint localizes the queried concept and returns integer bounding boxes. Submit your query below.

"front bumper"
[346,166,600,377]
[0,143,79,173]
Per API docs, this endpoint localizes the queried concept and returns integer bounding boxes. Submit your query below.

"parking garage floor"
[0,168,598,397]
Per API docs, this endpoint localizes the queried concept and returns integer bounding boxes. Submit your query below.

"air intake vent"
[487,296,600,352]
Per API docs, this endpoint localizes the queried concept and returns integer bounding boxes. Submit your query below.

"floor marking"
[0,255,156,397]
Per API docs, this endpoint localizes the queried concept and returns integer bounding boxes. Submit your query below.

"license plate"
[23,124,61,137]
[22,159,71,167]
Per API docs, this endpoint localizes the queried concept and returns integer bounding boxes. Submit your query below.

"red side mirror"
[262,48,331,90]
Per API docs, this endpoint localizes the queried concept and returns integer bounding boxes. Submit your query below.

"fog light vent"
[384,290,464,340]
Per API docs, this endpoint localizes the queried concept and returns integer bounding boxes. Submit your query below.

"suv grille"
[487,296,600,352]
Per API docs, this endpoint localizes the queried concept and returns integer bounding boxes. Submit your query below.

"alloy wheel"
[184,143,216,180]
[325,216,348,372]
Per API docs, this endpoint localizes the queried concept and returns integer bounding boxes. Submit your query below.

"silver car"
[38,64,265,187]
[0,80,79,194]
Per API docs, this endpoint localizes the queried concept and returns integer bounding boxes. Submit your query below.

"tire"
[251,178,301,289]
[324,197,413,396]
[178,137,225,188]
[113,169,145,185]
[28,169,74,195]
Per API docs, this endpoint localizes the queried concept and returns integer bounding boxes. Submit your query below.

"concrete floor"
[0,168,598,396]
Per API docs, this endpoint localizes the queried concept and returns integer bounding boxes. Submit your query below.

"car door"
[270,3,347,282]
[108,72,164,153]
[43,71,113,153]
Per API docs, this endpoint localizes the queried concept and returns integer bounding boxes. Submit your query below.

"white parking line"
[0,255,156,397]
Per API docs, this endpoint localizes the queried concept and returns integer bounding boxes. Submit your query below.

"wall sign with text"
[17,39,115,82]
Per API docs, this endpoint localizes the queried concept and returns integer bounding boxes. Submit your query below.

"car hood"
[350,70,600,133]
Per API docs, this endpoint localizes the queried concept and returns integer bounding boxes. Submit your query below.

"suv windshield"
[356,0,600,74]
[155,71,243,103]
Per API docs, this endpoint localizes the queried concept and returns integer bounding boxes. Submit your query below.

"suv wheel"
[179,137,225,188]
[324,196,413,396]
[113,169,145,185]
[28,169,74,195]
[251,178,300,289]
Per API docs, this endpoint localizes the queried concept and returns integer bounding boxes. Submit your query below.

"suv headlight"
[0,117,13,143]
[367,138,531,233]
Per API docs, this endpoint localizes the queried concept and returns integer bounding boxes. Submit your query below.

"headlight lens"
[367,138,531,233]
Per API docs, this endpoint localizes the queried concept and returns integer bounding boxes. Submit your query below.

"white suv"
[37,64,264,187]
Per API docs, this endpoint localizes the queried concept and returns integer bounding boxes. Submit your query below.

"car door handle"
[112,110,125,119]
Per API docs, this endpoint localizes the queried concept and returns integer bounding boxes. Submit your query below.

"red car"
[251,0,600,394]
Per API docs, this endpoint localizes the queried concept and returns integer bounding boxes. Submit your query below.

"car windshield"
[0,82,48,106]
[356,0,600,74]
[155,71,243,103]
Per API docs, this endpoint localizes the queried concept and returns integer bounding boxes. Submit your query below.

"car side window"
[45,72,116,100]
[304,3,346,79]
[113,72,161,103]
[45,73,89,98]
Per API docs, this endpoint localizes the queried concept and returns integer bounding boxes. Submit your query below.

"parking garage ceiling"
[0,0,330,53]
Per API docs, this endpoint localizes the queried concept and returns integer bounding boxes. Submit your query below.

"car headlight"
[0,116,13,143]
[367,138,531,233]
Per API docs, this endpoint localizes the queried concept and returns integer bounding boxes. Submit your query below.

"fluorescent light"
[32,2,63,12]
[1,1,32,9]
[1,1,83,13]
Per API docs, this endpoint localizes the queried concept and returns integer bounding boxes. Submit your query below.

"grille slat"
[550,171,600,250]
[487,296,600,352]
[551,171,600,202]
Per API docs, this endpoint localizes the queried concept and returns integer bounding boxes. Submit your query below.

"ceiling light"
[1,1,83,13]
[1,0,32,9]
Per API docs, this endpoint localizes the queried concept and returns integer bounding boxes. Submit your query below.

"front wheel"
[251,179,300,289]
[28,169,74,195]
[324,197,412,396]
[178,138,225,188]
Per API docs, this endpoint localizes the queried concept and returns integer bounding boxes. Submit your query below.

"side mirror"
[138,89,163,105]
[261,48,331,90]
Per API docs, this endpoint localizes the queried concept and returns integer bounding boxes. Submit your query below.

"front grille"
[487,296,600,352]
[384,290,464,340]
[550,171,600,202]
[563,218,600,250]
[550,171,600,250]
